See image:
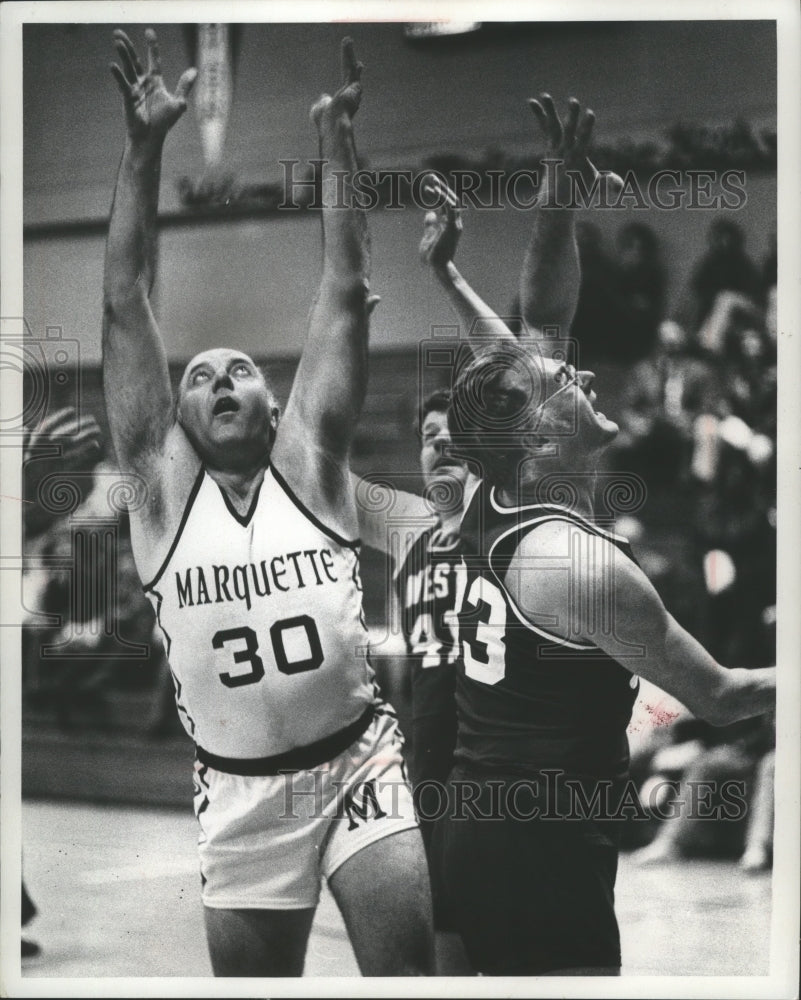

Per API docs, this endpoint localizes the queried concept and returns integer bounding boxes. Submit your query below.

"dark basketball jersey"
[394,525,464,793]
[455,482,640,783]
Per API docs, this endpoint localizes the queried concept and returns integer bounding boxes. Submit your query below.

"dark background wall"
[23,21,776,363]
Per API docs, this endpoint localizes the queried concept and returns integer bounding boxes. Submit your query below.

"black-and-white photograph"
[1,2,798,995]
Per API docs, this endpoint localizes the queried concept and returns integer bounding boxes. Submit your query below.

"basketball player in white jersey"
[103,29,432,976]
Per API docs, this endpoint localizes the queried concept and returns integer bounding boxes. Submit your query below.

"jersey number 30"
[212,616,323,688]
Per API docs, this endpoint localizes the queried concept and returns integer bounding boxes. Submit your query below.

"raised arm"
[507,521,775,726]
[519,95,621,344]
[420,175,516,350]
[275,40,377,475]
[102,29,196,475]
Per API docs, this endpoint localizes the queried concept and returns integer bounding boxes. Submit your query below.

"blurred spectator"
[24,516,161,729]
[607,319,719,636]
[21,406,102,960]
[739,748,775,872]
[614,222,666,361]
[688,219,761,331]
[691,313,776,668]
[696,289,764,358]
[612,319,720,487]
[628,715,774,865]
[570,221,622,361]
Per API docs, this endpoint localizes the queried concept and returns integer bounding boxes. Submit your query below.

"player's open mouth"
[213,397,240,416]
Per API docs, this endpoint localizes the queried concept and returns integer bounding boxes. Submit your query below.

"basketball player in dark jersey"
[359,97,620,973]
[431,340,776,975]
[381,98,619,824]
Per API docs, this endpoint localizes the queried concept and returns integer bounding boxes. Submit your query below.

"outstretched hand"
[310,37,364,134]
[419,176,463,270]
[529,93,623,202]
[110,28,197,142]
[23,408,103,539]
[24,408,102,466]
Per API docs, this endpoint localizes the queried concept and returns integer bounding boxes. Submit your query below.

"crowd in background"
[21,215,778,865]
[575,217,777,870]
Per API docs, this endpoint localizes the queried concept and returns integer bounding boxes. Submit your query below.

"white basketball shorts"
[192,709,419,909]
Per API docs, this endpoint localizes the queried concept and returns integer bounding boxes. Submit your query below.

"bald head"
[176,348,279,470]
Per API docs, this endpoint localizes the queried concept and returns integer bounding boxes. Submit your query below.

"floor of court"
[18,798,771,979]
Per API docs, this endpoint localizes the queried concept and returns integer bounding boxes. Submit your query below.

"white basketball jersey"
[143,465,376,759]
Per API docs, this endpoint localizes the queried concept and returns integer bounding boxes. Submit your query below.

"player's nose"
[212,370,234,392]
[578,370,595,390]
[433,428,452,450]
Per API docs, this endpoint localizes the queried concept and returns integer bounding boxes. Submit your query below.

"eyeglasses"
[537,363,582,410]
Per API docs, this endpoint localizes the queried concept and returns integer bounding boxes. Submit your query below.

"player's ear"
[527,432,557,459]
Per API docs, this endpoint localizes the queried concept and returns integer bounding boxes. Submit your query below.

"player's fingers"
[72,428,101,447]
[144,27,162,76]
[563,97,580,148]
[539,93,563,145]
[40,406,78,429]
[366,294,381,316]
[175,67,198,103]
[443,195,461,225]
[426,173,458,204]
[575,108,596,154]
[341,37,362,84]
[113,29,144,78]
[74,415,102,437]
[528,98,550,139]
[422,179,444,205]
[113,38,139,84]
[110,62,131,95]
[439,179,459,208]
[425,174,458,210]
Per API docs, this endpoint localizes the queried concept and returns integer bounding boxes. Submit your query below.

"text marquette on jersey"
[173,547,341,612]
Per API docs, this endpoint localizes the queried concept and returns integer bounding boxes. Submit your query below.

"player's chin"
[588,411,619,443]
[206,422,248,449]
[597,413,619,435]
[428,463,467,485]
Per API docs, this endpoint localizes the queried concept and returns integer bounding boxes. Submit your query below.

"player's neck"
[206,465,266,507]
[497,474,597,521]
[437,509,462,536]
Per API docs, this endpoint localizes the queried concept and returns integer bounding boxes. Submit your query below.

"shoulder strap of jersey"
[142,465,206,593]
[487,486,632,546]
[269,463,361,550]
[486,498,637,651]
